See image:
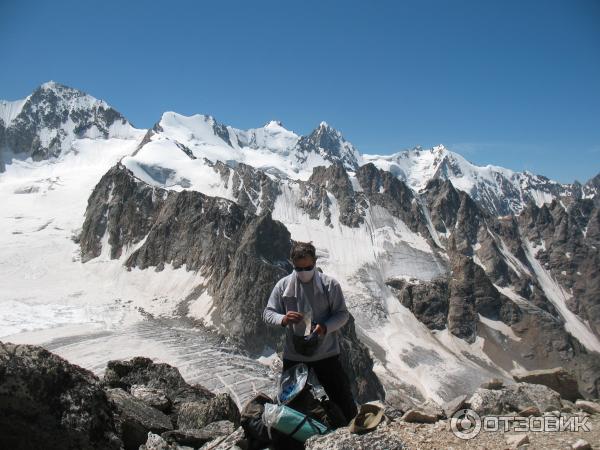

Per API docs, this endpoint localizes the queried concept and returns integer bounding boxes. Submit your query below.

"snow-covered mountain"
[1,82,582,216]
[363,145,581,216]
[1,82,599,407]
[0,81,138,171]
[129,112,361,182]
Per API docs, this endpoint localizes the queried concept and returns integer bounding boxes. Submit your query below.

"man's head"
[290,241,316,283]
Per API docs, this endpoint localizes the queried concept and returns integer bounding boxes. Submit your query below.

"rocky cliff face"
[400,179,600,397]
[80,163,292,353]
[518,199,600,337]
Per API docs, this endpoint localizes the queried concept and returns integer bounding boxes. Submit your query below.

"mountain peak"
[156,111,233,148]
[294,122,361,171]
[40,80,62,90]
[0,81,137,164]
[264,120,284,129]
[37,81,84,96]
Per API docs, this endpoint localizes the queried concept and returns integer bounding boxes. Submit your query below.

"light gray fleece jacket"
[263,270,350,362]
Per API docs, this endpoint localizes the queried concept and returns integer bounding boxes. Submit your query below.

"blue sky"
[1,0,598,183]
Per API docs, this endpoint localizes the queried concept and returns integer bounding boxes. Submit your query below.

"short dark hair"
[290,241,316,263]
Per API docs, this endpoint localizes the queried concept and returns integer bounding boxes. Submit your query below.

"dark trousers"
[282,354,358,424]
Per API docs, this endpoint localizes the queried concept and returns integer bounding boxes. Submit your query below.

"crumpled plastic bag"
[278,363,309,404]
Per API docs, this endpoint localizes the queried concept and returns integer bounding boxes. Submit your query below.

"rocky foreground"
[1,341,598,450]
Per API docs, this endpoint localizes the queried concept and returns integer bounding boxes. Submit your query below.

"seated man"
[262,241,358,424]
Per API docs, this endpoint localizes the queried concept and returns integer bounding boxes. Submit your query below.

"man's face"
[293,256,316,283]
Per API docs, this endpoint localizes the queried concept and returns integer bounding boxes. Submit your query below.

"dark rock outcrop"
[357,162,430,237]
[304,162,367,227]
[468,383,563,416]
[519,199,600,337]
[177,394,240,430]
[339,314,386,403]
[212,160,281,216]
[386,277,449,330]
[0,341,121,450]
[130,385,172,412]
[103,356,214,420]
[513,367,582,402]
[106,388,173,450]
[161,421,235,448]
[387,256,521,344]
[416,178,600,398]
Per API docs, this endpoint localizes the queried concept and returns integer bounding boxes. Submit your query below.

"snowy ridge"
[134,109,580,216]
[132,112,365,181]
[2,81,582,216]
[231,120,299,153]
[364,145,573,215]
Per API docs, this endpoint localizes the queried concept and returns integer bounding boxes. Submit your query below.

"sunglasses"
[293,264,315,272]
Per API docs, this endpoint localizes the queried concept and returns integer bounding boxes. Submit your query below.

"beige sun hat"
[349,403,386,434]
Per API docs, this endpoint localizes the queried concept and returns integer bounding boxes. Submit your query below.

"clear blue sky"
[1,0,598,183]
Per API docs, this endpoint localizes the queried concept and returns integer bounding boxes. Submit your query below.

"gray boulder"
[139,432,181,450]
[480,378,505,390]
[106,388,173,450]
[513,367,581,401]
[469,383,562,416]
[572,438,592,450]
[575,399,600,415]
[401,409,438,423]
[177,394,240,430]
[198,426,246,450]
[0,341,121,450]
[305,423,407,449]
[103,356,214,416]
[131,384,172,412]
[442,394,467,418]
[161,420,235,448]
[505,433,530,448]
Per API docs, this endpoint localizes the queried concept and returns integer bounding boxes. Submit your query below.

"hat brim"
[349,404,385,434]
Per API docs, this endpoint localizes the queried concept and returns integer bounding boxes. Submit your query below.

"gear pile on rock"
[2,341,600,450]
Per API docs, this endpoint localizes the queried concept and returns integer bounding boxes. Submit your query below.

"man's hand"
[314,323,327,336]
[281,311,304,326]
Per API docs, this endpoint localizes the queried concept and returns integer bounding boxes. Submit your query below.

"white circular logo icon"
[451,408,482,440]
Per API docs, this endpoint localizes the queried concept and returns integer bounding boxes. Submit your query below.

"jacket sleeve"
[263,280,286,327]
[323,280,349,333]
